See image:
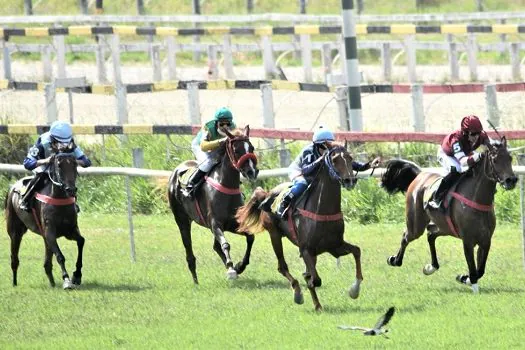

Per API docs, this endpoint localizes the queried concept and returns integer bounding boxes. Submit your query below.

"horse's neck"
[212,153,240,187]
[304,169,341,214]
[41,172,69,198]
[461,157,496,204]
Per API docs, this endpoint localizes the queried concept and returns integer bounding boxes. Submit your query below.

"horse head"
[222,125,259,181]
[485,136,517,190]
[325,143,357,190]
[49,153,78,197]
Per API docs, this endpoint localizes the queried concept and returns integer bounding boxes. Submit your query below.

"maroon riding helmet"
[461,115,483,134]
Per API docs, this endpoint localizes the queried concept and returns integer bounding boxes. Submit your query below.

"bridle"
[324,146,355,184]
[46,154,77,190]
[482,147,505,185]
[225,136,258,171]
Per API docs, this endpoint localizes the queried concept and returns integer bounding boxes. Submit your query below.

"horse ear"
[223,128,234,139]
[344,140,348,149]
[245,125,250,137]
[501,136,507,148]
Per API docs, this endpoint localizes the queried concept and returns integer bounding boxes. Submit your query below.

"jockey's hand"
[370,157,381,168]
[472,152,482,162]
[219,137,228,144]
[36,156,53,166]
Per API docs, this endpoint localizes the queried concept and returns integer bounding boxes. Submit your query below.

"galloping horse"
[168,126,258,283]
[380,137,517,293]
[4,153,84,289]
[236,144,362,311]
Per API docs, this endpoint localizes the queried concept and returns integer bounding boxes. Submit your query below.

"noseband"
[225,136,258,171]
[324,146,353,184]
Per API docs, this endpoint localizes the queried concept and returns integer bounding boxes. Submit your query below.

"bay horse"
[236,144,362,311]
[167,126,258,283]
[4,153,84,289]
[380,137,517,293]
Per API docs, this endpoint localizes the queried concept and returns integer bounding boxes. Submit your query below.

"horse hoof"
[423,264,437,275]
[471,284,479,293]
[315,304,323,312]
[348,279,362,299]
[226,268,238,280]
[63,278,75,290]
[72,276,82,286]
[456,275,471,286]
[294,291,304,305]
[387,256,396,266]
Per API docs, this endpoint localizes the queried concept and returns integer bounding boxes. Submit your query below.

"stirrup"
[277,204,290,219]
[181,187,195,198]
[427,199,441,209]
[19,201,29,211]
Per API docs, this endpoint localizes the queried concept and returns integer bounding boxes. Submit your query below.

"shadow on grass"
[320,303,427,315]
[440,285,525,294]
[79,281,151,292]
[227,277,291,290]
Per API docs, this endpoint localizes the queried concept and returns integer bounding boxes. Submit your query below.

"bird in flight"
[337,306,395,338]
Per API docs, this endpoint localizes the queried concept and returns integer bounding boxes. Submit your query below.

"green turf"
[0,213,524,348]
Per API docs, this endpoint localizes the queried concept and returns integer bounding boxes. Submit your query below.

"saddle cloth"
[177,167,199,189]
[270,186,292,214]
[423,177,442,208]
[13,176,34,195]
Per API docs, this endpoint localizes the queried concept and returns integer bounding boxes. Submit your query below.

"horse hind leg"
[456,240,480,293]
[233,233,254,276]
[331,241,363,299]
[269,229,303,305]
[423,225,446,275]
[173,203,198,284]
[388,206,429,267]
[71,226,85,286]
[6,193,27,286]
[43,241,55,287]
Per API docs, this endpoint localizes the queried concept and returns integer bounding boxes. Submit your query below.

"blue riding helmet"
[214,107,233,121]
[312,126,335,144]
[50,121,73,143]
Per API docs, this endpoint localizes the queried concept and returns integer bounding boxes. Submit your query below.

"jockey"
[183,107,237,198]
[19,120,92,211]
[276,126,380,219]
[427,115,493,210]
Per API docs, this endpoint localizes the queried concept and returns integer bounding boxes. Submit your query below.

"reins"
[225,136,258,171]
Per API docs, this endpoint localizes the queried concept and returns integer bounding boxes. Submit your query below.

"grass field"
[0,213,524,348]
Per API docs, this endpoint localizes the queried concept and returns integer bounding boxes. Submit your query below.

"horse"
[4,153,84,289]
[167,125,259,283]
[236,143,362,311]
[380,136,517,293]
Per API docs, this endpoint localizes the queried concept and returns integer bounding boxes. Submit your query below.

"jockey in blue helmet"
[276,126,380,219]
[183,107,237,198]
[19,120,92,211]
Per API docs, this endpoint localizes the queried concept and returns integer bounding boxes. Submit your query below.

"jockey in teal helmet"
[276,126,380,219]
[19,120,91,211]
[184,107,237,198]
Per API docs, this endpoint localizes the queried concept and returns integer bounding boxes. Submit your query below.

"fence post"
[187,82,201,126]
[137,0,145,15]
[24,0,33,15]
[151,44,162,82]
[484,84,500,128]
[467,33,478,81]
[79,0,88,15]
[125,175,136,263]
[45,83,58,123]
[54,28,66,79]
[261,35,275,79]
[192,0,201,62]
[222,34,235,79]
[111,34,122,84]
[405,35,417,83]
[411,84,425,132]
[207,45,218,79]
[510,43,521,81]
[335,86,350,131]
[41,45,53,82]
[321,43,332,84]
[380,42,391,81]
[95,36,107,83]
[447,36,459,81]
[115,83,128,125]
[132,148,144,168]
[165,36,178,80]
[2,38,12,80]
[300,34,313,82]
[260,83,275,147]
[95,0,104,14]
[279,139,291,167]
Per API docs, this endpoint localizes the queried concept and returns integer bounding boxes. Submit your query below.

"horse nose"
[505,176,518,189]
[65,186,77,196]
[343,177,356,189]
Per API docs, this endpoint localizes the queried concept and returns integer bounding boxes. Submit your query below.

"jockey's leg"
[277,177,308,219]
[428,168,461,209]
[182,154,216,198]
[19,172,44,211]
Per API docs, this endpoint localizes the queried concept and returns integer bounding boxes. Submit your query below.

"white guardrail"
[1,163,524,268]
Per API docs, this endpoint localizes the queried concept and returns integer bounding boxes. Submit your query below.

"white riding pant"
[191,138,221,172]
[436,147,467,175]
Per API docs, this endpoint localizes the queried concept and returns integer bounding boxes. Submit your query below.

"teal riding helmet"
[214,107,233,121]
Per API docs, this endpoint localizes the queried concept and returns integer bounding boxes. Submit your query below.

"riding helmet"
[461,115,483,133]
[50,120,73,143]
[214,107,233,121]
[312,126,335,144]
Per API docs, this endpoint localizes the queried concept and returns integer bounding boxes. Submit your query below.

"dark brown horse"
[380,137,517,293]
[4,153,84,289]
[168,126,259,283]
[236,144,362,311]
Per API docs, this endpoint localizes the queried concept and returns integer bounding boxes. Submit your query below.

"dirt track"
[1,62,524,133]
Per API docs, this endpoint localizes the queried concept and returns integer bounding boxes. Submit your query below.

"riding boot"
[276,192,295,219]
[182,169,206,199]
[427,170,461,210]
[18,173,43,211]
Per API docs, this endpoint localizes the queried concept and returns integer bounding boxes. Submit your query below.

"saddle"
[259,183,311,216]
[177,167,200,189]
[423,176,462,211]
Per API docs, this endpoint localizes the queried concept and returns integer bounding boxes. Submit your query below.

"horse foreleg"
[476,241,491,281]
[233,233,254,275]
[9,231,23,287]
[331,241,363,299]
[45,230,73,290]
[269,230,303,305]
[43,240,55,287]
[457,240,479,293]
[211,221,236,280]
[71,226,85,286]
[387,232,410,267]
[302,249,322,311]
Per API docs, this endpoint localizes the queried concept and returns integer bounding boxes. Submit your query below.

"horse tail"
[381,159,421,194]
[235,187,270,234]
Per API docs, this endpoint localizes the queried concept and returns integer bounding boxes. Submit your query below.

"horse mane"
[381,159,422,194]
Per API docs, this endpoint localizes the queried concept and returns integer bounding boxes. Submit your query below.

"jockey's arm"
[452,141,481,168]
[23,140,46,171]
[301,151,325,176]
[199,130,227,152]
[72,145,92,168]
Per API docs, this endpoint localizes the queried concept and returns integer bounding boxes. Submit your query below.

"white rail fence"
[0,163,524,268]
